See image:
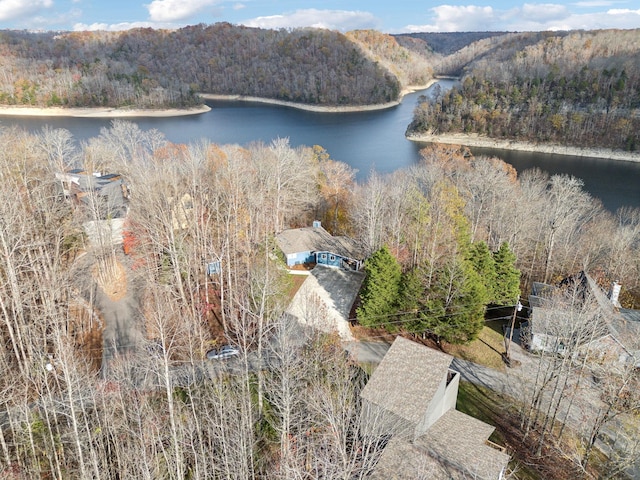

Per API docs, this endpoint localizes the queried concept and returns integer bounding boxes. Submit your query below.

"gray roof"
[421,409,510,480]
[360,337,453,425]
[609,309,640,353]
[275,226,362,260]
[370,410,510,480]
[529,272,640,355]
[369,436,467,480]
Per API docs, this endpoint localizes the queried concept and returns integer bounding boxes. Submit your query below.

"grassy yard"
[444,325,507,371]
[285,273,308,301]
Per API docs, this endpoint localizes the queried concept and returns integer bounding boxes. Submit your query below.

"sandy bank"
[201,94,401,112]
[0,104,211,118]
[407,132,640,164]
[201,82,436,113]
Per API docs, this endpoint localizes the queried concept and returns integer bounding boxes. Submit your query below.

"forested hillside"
[408,29,640,152]
[0,24,412,109]
[346,30,436,87]
[394,31,507,56]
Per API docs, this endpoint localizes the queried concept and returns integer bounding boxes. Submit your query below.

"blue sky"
[1,0,639,32]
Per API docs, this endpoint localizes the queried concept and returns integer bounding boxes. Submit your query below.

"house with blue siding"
[275,222,363,271]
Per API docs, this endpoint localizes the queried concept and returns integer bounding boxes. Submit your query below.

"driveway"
[72,251,146,378]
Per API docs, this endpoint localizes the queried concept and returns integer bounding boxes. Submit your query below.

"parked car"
[206,345,240,360]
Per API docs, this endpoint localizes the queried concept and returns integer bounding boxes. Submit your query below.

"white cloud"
[402,2,639,32]
[241,9,380,31]
[571,0,617,6]
[233,3,245,10]
[520,3,569,22]
[406,5,496,32]
[0,0,53,21]
[28,7,82,28]
[517,7,640,30]
[607,8,640,14]
[145,0,219,23]
[73,21,160,31]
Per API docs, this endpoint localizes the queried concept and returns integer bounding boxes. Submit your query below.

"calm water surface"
[1,80,638,212]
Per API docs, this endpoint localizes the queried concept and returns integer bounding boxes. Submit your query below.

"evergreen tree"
[357,245,402,328]
[467,240,497,302]
[420,257,489,344]
[397,267,427,333]
[492,242,521,305]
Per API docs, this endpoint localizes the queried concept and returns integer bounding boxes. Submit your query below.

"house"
[362,337,510,480]
[275,221,363,271]
[524,271,640,366]
[56,169,129,245]
[56,169,129,219]
[525,281,576,354]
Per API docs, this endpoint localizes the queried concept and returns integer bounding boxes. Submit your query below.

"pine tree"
[397,267,427,333]
[420,257,489,344]
[467,240,497,302]
[492,242,521,305]
[357,245,402,328]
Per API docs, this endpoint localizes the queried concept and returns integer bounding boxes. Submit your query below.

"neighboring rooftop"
[285,264,364,341]
[56,169,128,219]
[360,336,453,425]
[276,225,362,260]
[370,409,510,480]
[421,409,510,480]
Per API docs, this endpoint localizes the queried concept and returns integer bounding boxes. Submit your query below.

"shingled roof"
[370,410,510,480]
[275,225,362,260]
[363,337,510,480]
[422,409,510,479]
[360,336,453,425]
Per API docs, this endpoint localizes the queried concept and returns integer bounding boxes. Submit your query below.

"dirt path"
[73,251,146,377]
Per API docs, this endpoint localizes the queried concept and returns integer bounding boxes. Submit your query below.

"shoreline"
[407,132,640,164]
[0,104,211,118]
[0,81,438,118]
[200,81,437,113]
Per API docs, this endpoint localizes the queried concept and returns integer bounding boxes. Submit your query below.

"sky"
[0,0,639,33]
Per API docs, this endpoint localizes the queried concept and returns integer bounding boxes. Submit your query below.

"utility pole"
[505,296,523,364]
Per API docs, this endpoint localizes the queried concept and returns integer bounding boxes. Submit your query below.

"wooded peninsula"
[1,26,638,153]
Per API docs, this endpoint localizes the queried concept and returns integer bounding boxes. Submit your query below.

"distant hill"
[408,29,640,152]
[0,24,405,109]
[394,32,508,56]
[346,30,437,87]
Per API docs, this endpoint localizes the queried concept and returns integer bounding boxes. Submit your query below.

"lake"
[1,80,639,212]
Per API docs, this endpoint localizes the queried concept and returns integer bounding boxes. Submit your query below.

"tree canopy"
[356,245,402,328]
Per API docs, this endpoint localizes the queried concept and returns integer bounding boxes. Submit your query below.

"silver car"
[206,345,240,360]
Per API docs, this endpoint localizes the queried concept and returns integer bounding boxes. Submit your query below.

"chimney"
[609,281,621,306]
